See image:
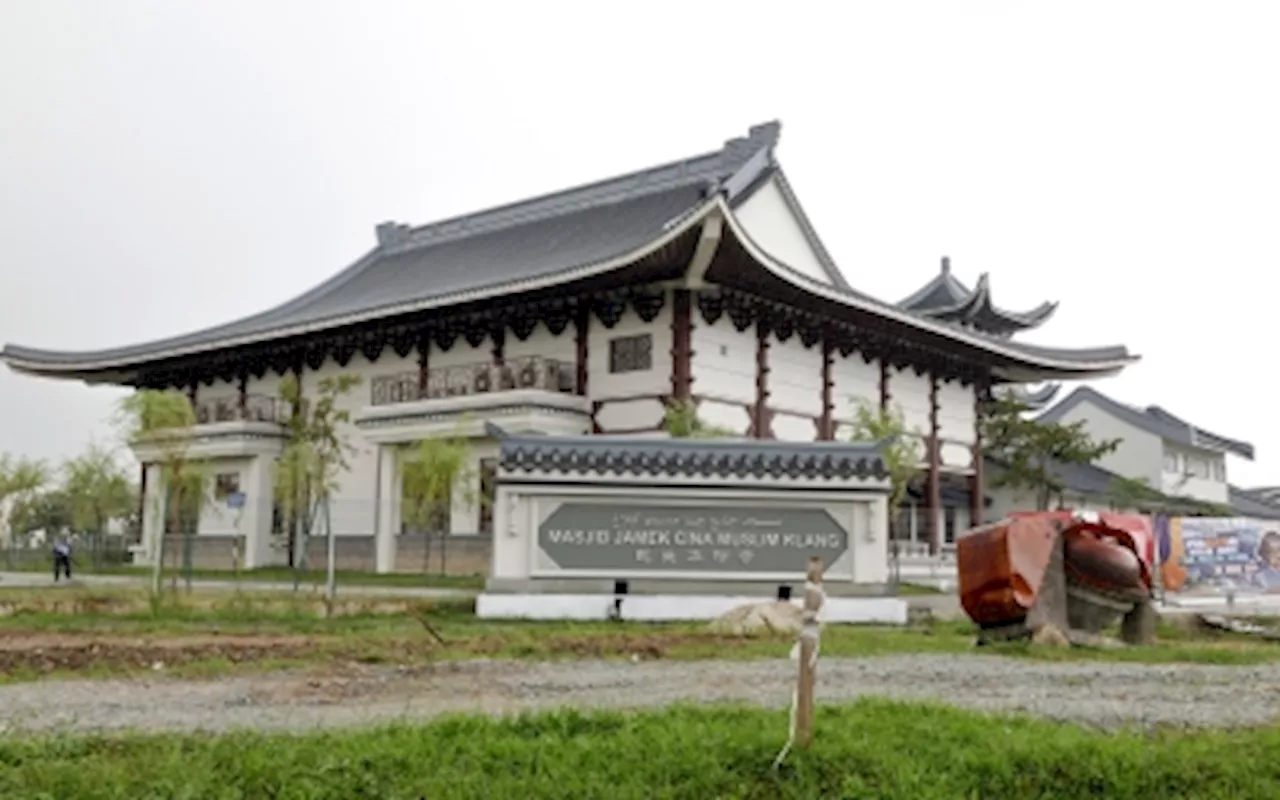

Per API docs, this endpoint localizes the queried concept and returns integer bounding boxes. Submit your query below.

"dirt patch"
[0,629,765,679]
[0,633,333,675]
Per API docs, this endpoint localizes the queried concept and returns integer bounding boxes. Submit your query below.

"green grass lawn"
[3,700,1277,799]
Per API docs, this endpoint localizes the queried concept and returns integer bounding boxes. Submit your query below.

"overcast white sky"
[2,1,1276,485]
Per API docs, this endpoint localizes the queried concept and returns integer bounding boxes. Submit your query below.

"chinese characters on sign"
[537,504,849,573]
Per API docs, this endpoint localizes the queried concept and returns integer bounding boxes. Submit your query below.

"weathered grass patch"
[2,700,1278,799]
[4,587,1280,683]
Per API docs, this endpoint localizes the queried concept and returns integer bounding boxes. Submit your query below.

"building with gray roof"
[1036,386,1253,507]
[1,120,1139,574]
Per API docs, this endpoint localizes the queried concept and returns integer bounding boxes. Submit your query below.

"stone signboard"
[537,503,849,573]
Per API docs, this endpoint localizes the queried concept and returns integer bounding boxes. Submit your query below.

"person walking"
[52,537,73,582]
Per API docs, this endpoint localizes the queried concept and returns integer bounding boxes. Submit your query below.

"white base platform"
[475,593,909,625]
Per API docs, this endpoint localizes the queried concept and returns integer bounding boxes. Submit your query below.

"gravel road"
[4,654,1279,736]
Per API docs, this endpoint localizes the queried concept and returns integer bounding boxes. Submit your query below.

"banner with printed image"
[1158,516,1280,593]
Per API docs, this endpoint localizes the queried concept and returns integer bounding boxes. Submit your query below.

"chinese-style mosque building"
[1,121,1136,572]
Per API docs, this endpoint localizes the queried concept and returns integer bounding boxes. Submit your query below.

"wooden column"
[970,381,986,528]
[490,324,506,367]
[236,371,248,419]
[878,361,891,411]
[417,337,430,397]
[137,463,148,544]
[574,304,590,396]
[670,289,693,402]
[753,321,772,439]
[818,337,834,440]
[927,374,942,555]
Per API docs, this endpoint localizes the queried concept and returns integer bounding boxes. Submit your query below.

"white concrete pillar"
[242,455,275,569]
[375,444,399,573]
[856,496,890,585]
[139,463,165,565]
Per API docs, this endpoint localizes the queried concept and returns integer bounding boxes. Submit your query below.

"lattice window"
[609,333,652,373]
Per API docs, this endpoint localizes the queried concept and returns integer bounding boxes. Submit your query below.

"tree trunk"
[169,477,182,593]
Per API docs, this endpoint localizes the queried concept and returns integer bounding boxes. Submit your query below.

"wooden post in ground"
[795,556,825,749]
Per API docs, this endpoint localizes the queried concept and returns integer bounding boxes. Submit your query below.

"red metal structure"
[957,511,1156,645]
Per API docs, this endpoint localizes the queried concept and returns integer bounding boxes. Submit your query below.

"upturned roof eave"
[710,197,1138,377]
[0,196,721,376]
[2,199,1138,382]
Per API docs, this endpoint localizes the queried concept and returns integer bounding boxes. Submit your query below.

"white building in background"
[1036,386,1254,507]
[1,121,1137,574]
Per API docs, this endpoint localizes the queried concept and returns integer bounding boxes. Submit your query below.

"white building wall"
[197,456,253,536]
[936,380,977,471]
[1049,401,1163,489]
[690,314,754,435]
[1160,444,1230,505]
[430,337,489,372]
[505,323,576,364]
[592,300,673,432]
[245,370,281,405]
[890,367,933,444]
[830,353,881,441]
[769,334,822,441]
[732,176,832,285]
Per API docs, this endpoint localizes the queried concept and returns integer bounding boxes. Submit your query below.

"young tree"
[846,398,923,544]
[117,389,205,598]
[1107,475,1164,512]
[0,454,49,547]
[274,373,361,604]
[664,399,737,438]
[63,444,138,563]
[984,394,1121,511]
[8,488,73,541]
[400,435,478,573]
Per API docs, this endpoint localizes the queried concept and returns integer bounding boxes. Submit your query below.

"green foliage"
[0,454,50,542]
[7,488,73,536]
[401,435,476,533]
[847,398,922,533]
[116,390,196,456]
[115,389,205,598]
[1107,475,1163,511]
[63,444,137,535]
[274,373,362,524]
[4,700,1280,798]
[984,394,1121,511]
[664,399,737,438]
[0,453,49,503]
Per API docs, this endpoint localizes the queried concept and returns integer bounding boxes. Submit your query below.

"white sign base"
[474,593,908,624]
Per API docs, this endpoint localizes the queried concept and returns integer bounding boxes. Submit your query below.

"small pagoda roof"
[1038,386,1255,461]
[998,382,1062,411]
[2,122,1137,384]
[898,257,1057,336]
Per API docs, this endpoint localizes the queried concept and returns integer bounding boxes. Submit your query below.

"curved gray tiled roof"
[896,257,1057,335]
[1000,382,1062,411]
[1,121,1135,376]
[1038,386,1255,461]
[492,427,890,481]
[1228,487,1280,521]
